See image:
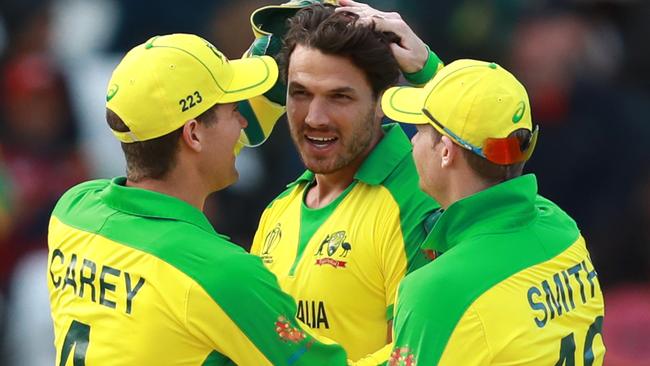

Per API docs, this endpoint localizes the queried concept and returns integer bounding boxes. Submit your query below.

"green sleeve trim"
[403,46,444,86]
[385,304,394,321]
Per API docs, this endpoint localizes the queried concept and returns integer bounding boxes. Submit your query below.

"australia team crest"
[314,230,352,268]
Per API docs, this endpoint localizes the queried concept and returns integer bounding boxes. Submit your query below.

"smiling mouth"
[305,135,338,148]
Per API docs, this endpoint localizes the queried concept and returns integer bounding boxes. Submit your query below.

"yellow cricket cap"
[106,33,278,143]
[382,59,537,165]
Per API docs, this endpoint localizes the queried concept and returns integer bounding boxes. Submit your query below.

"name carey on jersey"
[49,248,146,315]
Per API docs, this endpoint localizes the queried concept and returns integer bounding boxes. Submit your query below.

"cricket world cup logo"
[261,223,282,264]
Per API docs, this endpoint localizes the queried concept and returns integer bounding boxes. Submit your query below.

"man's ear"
[440,135,458,168]
[374,98,384,120]
[181,120,202,153]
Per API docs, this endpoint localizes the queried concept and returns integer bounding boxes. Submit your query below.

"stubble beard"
[289,108,378,175]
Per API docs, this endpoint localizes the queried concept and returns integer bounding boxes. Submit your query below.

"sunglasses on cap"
[422,108,539,165]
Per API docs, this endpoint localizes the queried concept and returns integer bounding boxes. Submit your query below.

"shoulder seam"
[96,210,121,234]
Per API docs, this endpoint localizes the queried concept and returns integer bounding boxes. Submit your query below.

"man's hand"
[336,0,428,73]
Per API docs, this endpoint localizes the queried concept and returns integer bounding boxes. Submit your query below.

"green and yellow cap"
[106,33,278,143]
[250,0,339,39]
[246,0,338,105]
[382,59,538,165]
[235,0,338,150]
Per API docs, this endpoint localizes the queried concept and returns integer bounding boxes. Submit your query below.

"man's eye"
[333,93,351,100]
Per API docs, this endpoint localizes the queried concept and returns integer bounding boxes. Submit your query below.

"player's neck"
[443,169,495,209]
[307,171,355,209]
[126,170,208,212]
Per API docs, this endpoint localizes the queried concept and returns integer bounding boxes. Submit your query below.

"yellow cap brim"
[219,55,279,103]
[381,85,430,124]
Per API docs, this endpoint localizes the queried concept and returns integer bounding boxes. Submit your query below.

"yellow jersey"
[48,178,348,365]
[391,175,606,365]
[251,124,440,361]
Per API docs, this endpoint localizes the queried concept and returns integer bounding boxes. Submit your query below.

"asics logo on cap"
[144,36,159,49]
[205,42,227,63]
[512,101,526,124]
[106,84,119,102]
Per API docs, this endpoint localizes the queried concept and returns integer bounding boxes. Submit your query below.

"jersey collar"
[289,123,412,186]
[100,177,218,235]
[422,174,539,253]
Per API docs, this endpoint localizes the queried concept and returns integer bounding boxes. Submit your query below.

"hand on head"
[335,0,428,73]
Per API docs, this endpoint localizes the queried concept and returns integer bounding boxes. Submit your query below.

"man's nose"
[304,98,330,128]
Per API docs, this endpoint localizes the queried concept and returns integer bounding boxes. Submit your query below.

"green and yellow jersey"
[47,178,348,366]
[391,174,606,366]
[251,124,440,361]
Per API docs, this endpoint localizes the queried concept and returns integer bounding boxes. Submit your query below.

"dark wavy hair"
[278,4,401,97]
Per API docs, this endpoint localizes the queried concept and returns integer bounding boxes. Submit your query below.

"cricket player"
[249,1,442,362]
[382,59,606,365]
[47,33,349,365]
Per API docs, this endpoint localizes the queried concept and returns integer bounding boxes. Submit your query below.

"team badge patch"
[314,230,352,268]
[275,316,306,343]
[275,315,318,365]
[389,346,417,366]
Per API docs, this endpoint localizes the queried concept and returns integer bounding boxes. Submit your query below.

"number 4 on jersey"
[59,320,90,366]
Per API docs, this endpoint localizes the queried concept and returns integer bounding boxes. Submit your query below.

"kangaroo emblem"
[316,234,330,256]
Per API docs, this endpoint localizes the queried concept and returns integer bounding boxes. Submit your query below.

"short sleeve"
[185,253,348,365]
